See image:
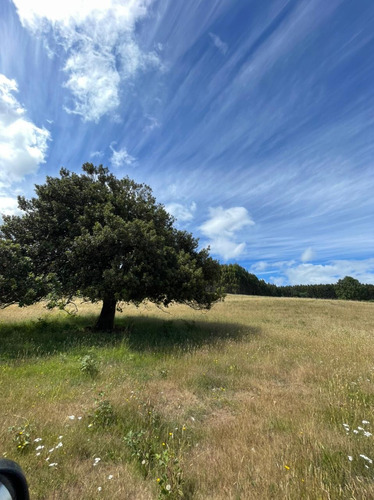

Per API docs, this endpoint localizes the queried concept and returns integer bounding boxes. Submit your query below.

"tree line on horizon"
[220,264,374,302]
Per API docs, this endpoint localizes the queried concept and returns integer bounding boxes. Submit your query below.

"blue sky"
[1,0,373,285]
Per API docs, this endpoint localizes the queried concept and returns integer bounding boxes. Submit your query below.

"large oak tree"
[0,164,221,330]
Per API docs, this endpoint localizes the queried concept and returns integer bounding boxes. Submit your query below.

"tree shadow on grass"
[0,313,261,360]
[120,315,260,353]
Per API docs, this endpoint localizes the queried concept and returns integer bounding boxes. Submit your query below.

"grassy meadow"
[1,295,374,499]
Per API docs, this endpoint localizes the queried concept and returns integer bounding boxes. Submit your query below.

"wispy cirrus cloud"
[200,207,254,260]
[90,150,104,160]
[209,32,228,55]
[301,247,315,262]
[143,115,161,132]
[0,73,50,185]
[110,143,136,168]
[12,0,160,122]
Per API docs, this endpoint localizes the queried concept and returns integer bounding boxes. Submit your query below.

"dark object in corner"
[0,459,29,500]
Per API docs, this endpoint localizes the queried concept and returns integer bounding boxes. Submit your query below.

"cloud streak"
[209,32,228,55]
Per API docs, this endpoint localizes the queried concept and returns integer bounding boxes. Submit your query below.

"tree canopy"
[0,164,221,330]
[335,276,365,301]
[220,264,278,297]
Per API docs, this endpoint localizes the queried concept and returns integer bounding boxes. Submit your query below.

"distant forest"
[220,264,374,301]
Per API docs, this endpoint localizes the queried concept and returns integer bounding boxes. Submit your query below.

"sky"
[1,0,373,286]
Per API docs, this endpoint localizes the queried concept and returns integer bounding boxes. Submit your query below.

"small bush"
[79,354,99,378]
[8,422,33,453]
[89,396,116,427]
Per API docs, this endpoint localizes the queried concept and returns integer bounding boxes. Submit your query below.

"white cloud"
[286,260,374,285]
[208,238,246,261]
[110,144,135,168]
[63,48,120,122]
[263,258,374,285]
[286,263,339,285]
[209,32,228,55]
[301,247,315,262]
[270,276,286,287]
[200,206,254,238]
[200,206,254,260]
[90,150,104,159]
[12,0,160,122]
[251,261,268,272]
[165,202,196,222]
[0,196,21,216]
[0,73,50,185]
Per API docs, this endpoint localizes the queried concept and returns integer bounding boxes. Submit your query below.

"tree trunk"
[95,296,116,331]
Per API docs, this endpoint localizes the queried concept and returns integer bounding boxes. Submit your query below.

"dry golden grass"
[1,295,374,499]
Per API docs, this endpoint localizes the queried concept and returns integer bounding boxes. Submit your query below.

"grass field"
[1,295,374,499]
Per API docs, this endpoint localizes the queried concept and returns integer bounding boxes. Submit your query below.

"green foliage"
[0,164,222,329]
[79,354,99,378]
[8,422,33,453]
[278,283,337,299]
[335,276,365,301]
[124,429,148,464]
[155,447,184,498]
[123,401,187,498]
[220,264,279,296]
[124,428,185,499]
[89,395,116,427]
[218,263,255,296]
[0,240,48,307]
[220,264,261,295]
